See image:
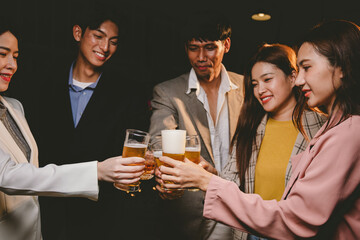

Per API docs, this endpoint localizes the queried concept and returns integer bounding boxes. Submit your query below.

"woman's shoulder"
[321,115,360,143]
[2,97,24,115]
[337,115,360,133]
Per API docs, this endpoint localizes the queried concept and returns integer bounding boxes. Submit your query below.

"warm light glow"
[251,12,271,21]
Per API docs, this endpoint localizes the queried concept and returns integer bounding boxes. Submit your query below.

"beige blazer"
[0,96,99,240]
[149,71,244,239]
[150,71,243,166]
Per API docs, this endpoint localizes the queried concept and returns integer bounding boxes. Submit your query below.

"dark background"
[4,0,360,117]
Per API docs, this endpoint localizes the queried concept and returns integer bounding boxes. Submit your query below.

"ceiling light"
[251,12,271,21]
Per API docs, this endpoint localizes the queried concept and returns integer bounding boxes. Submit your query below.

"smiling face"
[296,42,343,113]
[74,20,119,69]
[0,31,19,93]
[251,62,297,120]
[185,38,230,82]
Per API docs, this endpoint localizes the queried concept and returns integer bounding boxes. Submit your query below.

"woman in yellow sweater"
[221,43,326,240]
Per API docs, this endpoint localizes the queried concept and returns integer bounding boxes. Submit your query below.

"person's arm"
[159,119,360,238]
[203,120,360,239]
[0,149,145,201]
[149,83,178,138]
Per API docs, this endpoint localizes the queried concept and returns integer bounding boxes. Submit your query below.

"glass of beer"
[185,135,201,191]
[161,129,186,190]
[114,129,150,192]
[141,142,157,180]
[149,136,165,189]
[150,136,163,168]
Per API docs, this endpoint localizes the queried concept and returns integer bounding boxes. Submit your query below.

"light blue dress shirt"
[68,62,101,127]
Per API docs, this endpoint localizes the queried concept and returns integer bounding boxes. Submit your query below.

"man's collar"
[186,64,238,95]
[68,61,102,89]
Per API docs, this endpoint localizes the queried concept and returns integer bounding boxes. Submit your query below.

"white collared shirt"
[186,64,238,171]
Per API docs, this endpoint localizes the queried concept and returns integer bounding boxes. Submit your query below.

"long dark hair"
[298,19,360,131]
[231,43,306,191]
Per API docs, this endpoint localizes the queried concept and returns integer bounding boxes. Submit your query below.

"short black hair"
[182,11,232,45]
[73,5,122,35]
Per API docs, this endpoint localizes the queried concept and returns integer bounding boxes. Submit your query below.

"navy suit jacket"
[28,60,157,240]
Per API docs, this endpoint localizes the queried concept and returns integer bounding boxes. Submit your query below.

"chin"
[0,84,9,93]
[306,99,317,109]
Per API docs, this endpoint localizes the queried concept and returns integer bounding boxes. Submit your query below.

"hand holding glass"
[114,129,150,192]
[161,129,186,191]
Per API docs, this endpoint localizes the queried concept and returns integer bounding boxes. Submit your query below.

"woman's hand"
[158,156,213,192]
[155,167,184,200]
[97,156,145,184]
[198,156,218,175]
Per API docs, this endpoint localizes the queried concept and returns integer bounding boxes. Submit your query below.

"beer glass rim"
[126,129,150,137]
[161,129,186,133]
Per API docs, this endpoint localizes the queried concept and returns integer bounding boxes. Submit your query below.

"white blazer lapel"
[0,97,38,166]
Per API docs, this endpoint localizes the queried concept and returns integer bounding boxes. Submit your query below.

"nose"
[295,71,305,87]
[257,82,266,95]
[6,56,17,71]
[99,39,110,53]
[198,48,206,62]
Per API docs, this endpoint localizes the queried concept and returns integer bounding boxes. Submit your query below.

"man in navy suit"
[33,7,157,240]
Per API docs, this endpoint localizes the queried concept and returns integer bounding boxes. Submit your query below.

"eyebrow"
[298,59,309,66]
[0,46,10,51]
[251,72,273,82]
[95,29,119,39]
[95,29,106,35]
[0,46,19,54]
[259,72,274,78]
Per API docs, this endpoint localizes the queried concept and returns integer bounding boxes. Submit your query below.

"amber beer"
[122,143,147,158]
[161,130,186,189]
[185,147,200,164]
[162,152,185,161]
[141,150,156,180]
[154,151,163,167]
[121,143,147,187]
[161,153,185,187]
[114,129,150,193]
[185,135,201,191]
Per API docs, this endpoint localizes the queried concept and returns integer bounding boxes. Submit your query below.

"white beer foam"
[124,143,148,148]
[161,130,186,154]
[153,151,163,158]
[185,146,200,152]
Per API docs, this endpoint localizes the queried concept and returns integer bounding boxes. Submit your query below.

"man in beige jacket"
[149,12,244,240]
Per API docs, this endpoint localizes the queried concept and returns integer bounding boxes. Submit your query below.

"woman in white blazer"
[0,26,146,240]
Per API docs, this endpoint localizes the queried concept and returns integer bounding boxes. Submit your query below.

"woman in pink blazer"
[158,19,360,239]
